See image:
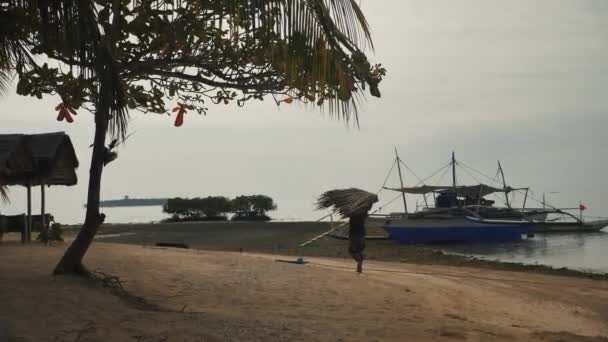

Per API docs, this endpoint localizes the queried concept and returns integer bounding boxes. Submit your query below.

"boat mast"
[497,161,511,208]
[542,193,546,209]
[452,151,458,206]
[395,148,408,217]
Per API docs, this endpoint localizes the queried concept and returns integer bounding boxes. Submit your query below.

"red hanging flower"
[55,102,77,123]
[172,103,187,127]
[279,96,294,105]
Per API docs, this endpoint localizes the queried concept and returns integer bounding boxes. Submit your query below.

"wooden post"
[20,213,26,244]
[41,184,46,245]
[26,183,32,243]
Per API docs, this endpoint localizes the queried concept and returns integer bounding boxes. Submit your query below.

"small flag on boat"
[579,203,587,210]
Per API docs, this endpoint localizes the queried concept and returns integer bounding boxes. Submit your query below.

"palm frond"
[3,0,129,140]
[316,188,378,217]
[0,185,9,204]
[4,0,381,134]
[0,10,23,96]
[263,0,381,122]
[187,0,383,123]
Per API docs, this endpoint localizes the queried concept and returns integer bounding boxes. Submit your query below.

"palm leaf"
[256,0,381,123]
[2,0,129,140]
[133,0,382,124]
[0,10,23,96]
[316,188,378,217]
[3,0,381,136]
[0,185,8,204]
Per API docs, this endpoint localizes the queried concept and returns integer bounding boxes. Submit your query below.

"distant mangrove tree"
[163,195,277,222]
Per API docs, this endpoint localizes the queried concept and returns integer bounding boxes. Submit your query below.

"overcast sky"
[2,0,608,223]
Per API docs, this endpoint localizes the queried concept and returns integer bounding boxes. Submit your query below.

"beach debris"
[276,257,308,265]
[155,242,189,249]
[90,270,162,311]
[61,320,95,341]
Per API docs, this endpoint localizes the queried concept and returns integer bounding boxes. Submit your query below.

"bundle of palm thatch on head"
[0,185,7,203]
[316,188,378,218]
[0,175,8,203]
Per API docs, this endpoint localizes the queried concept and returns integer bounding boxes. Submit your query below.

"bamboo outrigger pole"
[394,148,408,218]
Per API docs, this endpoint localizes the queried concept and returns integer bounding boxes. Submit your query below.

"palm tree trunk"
[53,0,123,275]
[53,80,110,275]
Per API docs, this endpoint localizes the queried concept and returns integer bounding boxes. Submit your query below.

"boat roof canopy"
[384,184,525,197]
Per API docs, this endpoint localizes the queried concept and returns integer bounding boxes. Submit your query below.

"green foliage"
[164,196,232,220]
[36,223,64,243]
[230,195,277,221]
[198,196,232,217]
[231,195,253,212]
[232,195,277,213]
[163,197,200,218]
[163,194,276,221]
[6,0,384,134]
[251,195,278,212]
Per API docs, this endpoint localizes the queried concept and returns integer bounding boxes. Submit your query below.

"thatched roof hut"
[0,134,36,180]
[0,132,79,242]
[0,132,79,186]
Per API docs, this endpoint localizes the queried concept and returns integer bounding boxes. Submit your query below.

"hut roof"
[0,132,79,186]
[0,135,35,176]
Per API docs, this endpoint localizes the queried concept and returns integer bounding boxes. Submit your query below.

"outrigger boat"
[383,216,531,244]
[375,151,607,244]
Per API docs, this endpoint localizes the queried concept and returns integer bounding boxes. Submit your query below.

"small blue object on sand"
[275,257,308,265]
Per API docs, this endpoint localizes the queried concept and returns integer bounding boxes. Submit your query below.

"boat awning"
[384,185,449,195]
[384,184,523,197]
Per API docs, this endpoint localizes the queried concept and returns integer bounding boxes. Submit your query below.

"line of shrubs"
[162,195,277,222]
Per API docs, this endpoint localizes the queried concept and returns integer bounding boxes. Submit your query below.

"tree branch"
[146,69,284,92]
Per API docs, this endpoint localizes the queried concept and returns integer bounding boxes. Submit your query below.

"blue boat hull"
[383,218,529,244]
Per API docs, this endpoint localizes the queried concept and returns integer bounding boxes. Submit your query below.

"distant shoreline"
[84,198,168,208]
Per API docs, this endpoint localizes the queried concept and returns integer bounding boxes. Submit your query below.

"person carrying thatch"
[316,188,378,273]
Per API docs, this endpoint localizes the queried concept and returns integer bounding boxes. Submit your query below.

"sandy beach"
[1,240,607,341]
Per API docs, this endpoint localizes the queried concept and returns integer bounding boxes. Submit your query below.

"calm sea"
[440,230,608,273]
